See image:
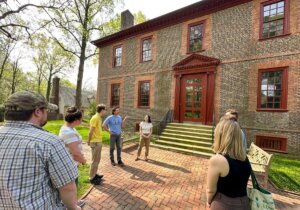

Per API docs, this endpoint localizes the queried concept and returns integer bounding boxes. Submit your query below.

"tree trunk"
[46,65,53,101]
[11,61,19,94]
[76,46,86,109]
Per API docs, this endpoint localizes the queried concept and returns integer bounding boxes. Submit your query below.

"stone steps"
[151,122,214,158]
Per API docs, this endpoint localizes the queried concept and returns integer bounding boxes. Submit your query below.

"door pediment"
[173,54,220,71]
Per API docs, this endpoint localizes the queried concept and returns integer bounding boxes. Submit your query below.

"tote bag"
[247,168,275,210]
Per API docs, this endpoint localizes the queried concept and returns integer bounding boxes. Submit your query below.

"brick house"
[92,0,300,155]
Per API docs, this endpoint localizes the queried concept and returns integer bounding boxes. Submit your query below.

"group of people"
[0,90,251,210]
[0,90,153,209]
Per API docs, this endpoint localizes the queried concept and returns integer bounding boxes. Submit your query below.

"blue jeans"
[110,134,122,162]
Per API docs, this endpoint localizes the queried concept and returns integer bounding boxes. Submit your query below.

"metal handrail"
[153,109,174,138]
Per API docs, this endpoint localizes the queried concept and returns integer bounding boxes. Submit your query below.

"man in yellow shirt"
[88,104,106,185]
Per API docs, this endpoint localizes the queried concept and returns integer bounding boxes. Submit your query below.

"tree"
[0,0,63,40]
[30,33,76,100]
[43,0,124,108]
[102,11,147,35]
[0,36,16,81]
[10,57,21,94]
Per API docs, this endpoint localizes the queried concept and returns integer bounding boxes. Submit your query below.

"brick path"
[82,143,300,210]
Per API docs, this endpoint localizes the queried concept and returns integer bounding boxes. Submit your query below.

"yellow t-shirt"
[89,113,102,142]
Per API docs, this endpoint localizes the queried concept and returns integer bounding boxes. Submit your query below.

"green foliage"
[134,11,147,25]
[270,154,300,193]
[102,11,147,36]
[60,79,76,89]
[85,101,97,120]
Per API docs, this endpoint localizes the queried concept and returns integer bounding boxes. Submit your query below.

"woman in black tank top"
[206,116,251,210]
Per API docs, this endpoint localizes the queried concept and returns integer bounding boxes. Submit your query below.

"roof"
[92,0,252,48]
[59,86,95,108]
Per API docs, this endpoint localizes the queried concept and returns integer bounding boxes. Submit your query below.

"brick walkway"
[82,143,300,210]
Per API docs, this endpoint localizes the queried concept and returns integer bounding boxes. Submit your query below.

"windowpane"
[142,38,152,62]
[111,84,120,106]
[262,1,285,39]
[114,47,122,67]
[259,70,285,109]
[139,82,150,106]
[189,24,203,52]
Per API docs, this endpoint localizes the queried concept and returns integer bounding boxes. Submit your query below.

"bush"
[84,101,96,120]
[0,106,4,122]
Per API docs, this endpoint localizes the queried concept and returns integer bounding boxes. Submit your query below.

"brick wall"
[97,0,300,155]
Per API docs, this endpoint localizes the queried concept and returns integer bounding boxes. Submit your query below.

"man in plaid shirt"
[0,91,80,210]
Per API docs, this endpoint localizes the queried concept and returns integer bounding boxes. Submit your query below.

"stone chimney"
[121,10,134,30]
[50,77,60,112]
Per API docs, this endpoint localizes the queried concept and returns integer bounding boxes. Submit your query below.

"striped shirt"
[0,121,78,210]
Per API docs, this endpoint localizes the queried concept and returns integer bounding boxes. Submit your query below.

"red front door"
[180,74,207,123]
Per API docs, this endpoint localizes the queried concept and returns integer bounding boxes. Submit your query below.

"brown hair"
[112,106,119,115]
[96,104,106,113]
[65,106,82,123]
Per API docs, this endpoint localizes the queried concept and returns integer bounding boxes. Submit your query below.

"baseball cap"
[4,91,58,111]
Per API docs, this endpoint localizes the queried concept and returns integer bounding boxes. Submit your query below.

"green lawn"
[269,154,300,193]
[44,120,110,198]
[77,164,91,198]
[44,120,110,144]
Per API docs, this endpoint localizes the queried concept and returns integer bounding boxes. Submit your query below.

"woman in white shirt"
[59,106,86,207]
[136,115,153,161]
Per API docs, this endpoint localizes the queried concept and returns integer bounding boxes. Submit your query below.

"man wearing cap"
[0,91,80,210]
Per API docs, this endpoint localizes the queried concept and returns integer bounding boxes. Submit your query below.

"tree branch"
[0,3,58,20]
[74,0,84,24]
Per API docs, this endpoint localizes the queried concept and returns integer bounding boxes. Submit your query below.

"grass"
[44,120,110,144]
[269,154,300,193]
[77,164,91,198]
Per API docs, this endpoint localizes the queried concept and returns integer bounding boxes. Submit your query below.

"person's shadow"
[120,165,166,184]
[93,183,150,209]
[145,159,191,174]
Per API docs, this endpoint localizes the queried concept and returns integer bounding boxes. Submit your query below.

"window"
[257,68,287,111]
[141,38,152,62]
[110,84,120,106]
[138,81,150,107]
[188,22,204,53]
[256,135,287,152]
[113,46,122,67]
[261,0,289,39]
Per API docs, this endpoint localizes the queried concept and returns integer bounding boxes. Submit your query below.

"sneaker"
[77,200,85,208]
[111,161,116,166]
[118,160,124,167]
[95,174,103,180]
[90,178,101,185]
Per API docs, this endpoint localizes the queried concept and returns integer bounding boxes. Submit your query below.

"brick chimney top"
[121,10,134,30]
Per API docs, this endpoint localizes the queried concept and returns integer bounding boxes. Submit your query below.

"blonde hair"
[213,118,246,161]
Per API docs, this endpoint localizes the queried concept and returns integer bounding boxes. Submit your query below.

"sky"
[123,0,200,19]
